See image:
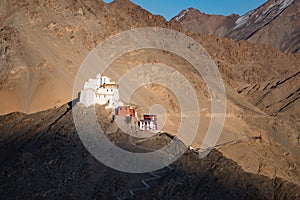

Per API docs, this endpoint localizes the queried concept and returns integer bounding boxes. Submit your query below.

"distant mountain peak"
[173,0,299,53]
[175,8,191,22]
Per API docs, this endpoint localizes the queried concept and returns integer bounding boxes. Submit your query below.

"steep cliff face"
[173,0,300,53]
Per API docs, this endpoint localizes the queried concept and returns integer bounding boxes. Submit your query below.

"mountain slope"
[0,0,300,197]
[1,104,300,199]
[227,0,300,53]
[1,0,299,118]
[172,0,300,53]
[171,8,238,36]
[0,0,167,114]
[0,0,299,153]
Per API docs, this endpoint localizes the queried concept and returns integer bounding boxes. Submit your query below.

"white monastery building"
[80,74,123,109]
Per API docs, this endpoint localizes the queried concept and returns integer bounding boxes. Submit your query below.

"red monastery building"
[116,106,137,121]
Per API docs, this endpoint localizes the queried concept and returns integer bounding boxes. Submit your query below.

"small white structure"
[139,115,157,131]
[139,120,157,131]
[80,74,123,109]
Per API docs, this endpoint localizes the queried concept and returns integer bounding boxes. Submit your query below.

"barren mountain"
[0,0,167,115]
[172,0,300,53]
[171,8,238,37]
[0,0,300,199]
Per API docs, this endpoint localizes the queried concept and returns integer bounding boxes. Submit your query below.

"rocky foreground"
[0,103,299,200]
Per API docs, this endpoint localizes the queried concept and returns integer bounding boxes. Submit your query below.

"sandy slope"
[1,0,299,116]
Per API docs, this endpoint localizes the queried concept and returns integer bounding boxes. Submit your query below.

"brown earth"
[0,104,300,199]
[0,0,168,114]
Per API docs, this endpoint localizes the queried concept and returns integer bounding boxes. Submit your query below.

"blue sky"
[103,0,267,20]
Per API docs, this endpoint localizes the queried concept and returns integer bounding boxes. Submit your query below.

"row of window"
[96,94,113,98]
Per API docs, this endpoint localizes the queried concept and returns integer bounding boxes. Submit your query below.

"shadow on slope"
[0,103,299,199]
